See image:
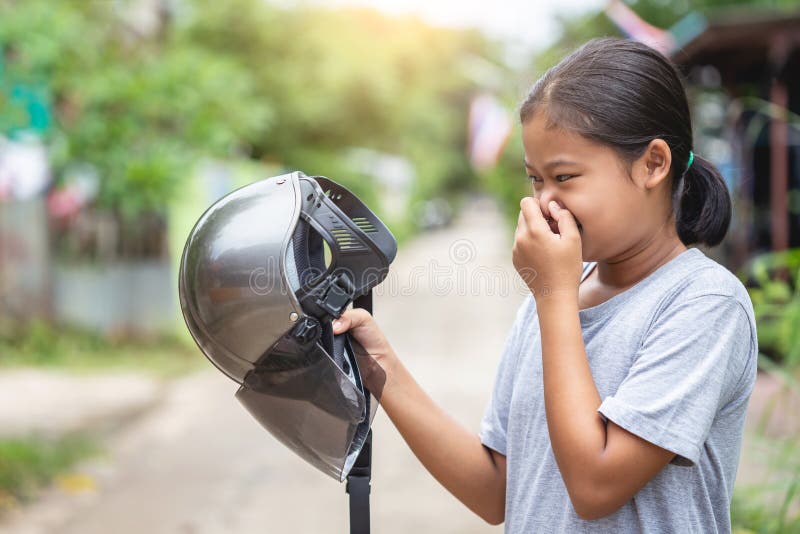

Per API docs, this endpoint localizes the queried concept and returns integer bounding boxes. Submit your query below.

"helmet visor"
[235,330,383,481]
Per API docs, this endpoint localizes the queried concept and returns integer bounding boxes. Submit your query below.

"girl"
[333,37,758,533]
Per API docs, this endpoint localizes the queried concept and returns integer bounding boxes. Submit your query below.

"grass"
[0,321,202,518]
[0,319,204,378]
[732,489,800,534]
[732,363,800,533]
[733,456,800,534]
[0,433,101,516]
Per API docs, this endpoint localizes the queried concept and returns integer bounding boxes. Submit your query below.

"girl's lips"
[546,217,583,233]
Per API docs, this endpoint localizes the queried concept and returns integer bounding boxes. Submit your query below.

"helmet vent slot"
[331,227,367,252]
[351,217,377,234]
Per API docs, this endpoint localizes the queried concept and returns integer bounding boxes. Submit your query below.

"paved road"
[2,196,522,534]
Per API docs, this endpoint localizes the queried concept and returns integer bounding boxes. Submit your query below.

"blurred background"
[0,0,799,532]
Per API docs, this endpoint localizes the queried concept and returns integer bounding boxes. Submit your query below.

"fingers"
[515,209,527,240]
[333,307,373,334]
[519,197,550,234]
[548,201,580,240]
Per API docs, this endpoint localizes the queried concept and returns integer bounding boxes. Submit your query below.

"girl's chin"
[580,235,589,257]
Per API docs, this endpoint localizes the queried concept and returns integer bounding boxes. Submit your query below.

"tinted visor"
[236,327,385,482]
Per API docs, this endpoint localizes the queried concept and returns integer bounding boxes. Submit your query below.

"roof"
[670,8,800,82]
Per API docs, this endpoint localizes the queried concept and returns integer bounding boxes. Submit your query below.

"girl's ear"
[635,139,672,190]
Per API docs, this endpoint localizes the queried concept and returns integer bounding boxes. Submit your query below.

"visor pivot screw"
[291,317,321,345]
[277,178,286,184]
[289,312,299,322]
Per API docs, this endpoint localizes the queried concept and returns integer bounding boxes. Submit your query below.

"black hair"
[519,37,731,248]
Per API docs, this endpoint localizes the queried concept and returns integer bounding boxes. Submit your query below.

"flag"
[604,0,675,56]
[467,93,513,172]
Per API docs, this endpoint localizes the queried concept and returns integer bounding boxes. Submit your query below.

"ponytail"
[674,154,731,247]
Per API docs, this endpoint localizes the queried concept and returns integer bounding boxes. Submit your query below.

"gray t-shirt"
[480,247,758,533]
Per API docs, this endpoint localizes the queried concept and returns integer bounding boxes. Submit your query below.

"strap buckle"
[314,271,355,318]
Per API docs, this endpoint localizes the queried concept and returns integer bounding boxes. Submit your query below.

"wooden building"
[670,9,800,271]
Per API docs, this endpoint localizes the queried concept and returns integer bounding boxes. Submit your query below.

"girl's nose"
[537,192,560,218]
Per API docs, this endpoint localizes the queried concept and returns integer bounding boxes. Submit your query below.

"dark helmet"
[179,171,397,481]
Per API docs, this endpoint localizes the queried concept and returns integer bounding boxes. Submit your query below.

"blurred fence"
[1,199,175,336]
[0,198,50,322]
[52,261,174,337]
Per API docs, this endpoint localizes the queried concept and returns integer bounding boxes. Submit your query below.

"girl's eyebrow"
[524,159,579,171]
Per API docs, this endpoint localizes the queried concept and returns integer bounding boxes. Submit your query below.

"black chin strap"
[301,215,373,533]
[346,430,372,534]
[347,291,373,534]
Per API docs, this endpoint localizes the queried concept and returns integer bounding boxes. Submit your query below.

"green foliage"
[0,320,201,377]
[59,45,270,218]
[738,249,800,367]
[184,0,486,217]
[0,433,99,509]
[1,1,269,218]
[734,249,800,531]
[1,0,491,245]
[732,424,800,533]
[732,492,800,534]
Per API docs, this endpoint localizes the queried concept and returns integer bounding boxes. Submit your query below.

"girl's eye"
[527,175,575,184]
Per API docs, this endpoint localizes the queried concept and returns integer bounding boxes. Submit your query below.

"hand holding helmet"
[333,308,397,388]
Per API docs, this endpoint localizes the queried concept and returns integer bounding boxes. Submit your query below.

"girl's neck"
[593,236,688,290]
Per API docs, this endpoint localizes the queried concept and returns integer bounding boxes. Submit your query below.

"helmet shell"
[179,173,303,383]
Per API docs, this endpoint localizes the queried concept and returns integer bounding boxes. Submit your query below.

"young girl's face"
[521,110,671,263]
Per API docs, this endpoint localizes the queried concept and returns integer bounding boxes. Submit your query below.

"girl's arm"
[514,197,675,520]
[334,309,507,525]
[536,295,675,520]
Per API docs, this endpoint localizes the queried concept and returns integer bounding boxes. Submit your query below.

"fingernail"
[549,201,559,210]
[333,321,342,330]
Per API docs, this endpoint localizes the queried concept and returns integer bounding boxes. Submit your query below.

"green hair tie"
[687,151,694,169]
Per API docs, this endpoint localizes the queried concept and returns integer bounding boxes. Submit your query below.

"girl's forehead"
[522,117,612,166]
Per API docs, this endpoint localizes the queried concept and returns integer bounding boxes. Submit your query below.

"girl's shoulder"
[663,249,752,308]
[647,248,757,345]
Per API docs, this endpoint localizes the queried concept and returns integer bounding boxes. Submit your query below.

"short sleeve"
[479,295,533,456]
[597,294,754,466]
